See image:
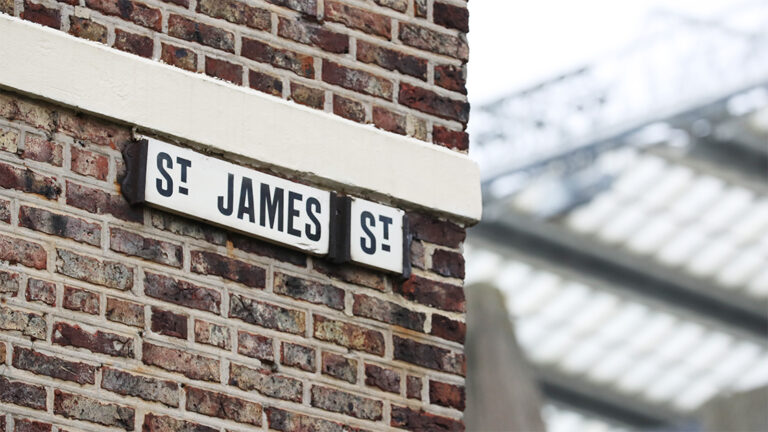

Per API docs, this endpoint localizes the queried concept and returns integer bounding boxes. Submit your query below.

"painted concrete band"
[0,15,482,222]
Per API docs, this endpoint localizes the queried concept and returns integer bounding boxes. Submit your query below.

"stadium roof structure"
[466,2,768,430]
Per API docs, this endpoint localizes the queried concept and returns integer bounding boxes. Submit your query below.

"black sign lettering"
[379,215,392,252]
[360,211,376,255]
[218,173,234,216]
[176,157,191,195]
[156,152,173,197]
[287,192,303,237]
[260,183,284,232]
[305,197,322,241]
[237,177,255,223]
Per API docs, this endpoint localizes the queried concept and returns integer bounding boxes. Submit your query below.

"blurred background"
[462,1,768,431]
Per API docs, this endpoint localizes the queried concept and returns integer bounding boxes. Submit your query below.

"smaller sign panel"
[349,198,406,274]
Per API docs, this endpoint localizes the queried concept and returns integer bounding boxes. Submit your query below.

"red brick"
[311,385,383,421]
[323,60,392,100]
[0,198,9,223]
[230,362,303,402]
[205,56,242,85]
[151,307,187,339]
[0,376,46,409]
[66,180,143,223]
[114,29,154,58]
[158,0,187,6]
[312,259,386,291]
[274,272,345,310]
[430,380,465,410]
[13,346,97,384]
[142,342,220,382]
[197,0,270,30]
[191,250,265,288]
[407,375,422,399]
[399,22,469,61]
[393,335,465,375]
[267,407,367,432]
[434,2,469,32]
[53,322,134,357]
[324,1,390,38]
[168,14,235,53]
[391,405,463,431]
[266,0,316,15]
[56,248,134,290]
[54,390,135,430]
[375,0,407,12]
[431,248,465,278]
[13,418,51,432]
[410,240,426,269]
[357,40,427,80]
[0,306,46,339]
[144,271,221,313]
[408,212,465,248]
[186,387,262,426]
[333,95,366,123]
[399,83,468,122]
[0,270,20,295]
[322,352,357,383]
[238,330,274,361]
[281,342,315,371]
[0,162,61,200]
[106,297,144,327]
[71,146,109,180]
[22,134,63,166]
[290,82,324,109]
[230,294,305,334]
[63,286,100,315]
[248,70,283,96]
[229,232,307,266]
[142,414,218,432]
[151,211,226,245]
[195,319,230,349]
[21,1,60,29]
[435,64,467,94]
[57,111,132,149]
[278,17,348,54]
[365,363,400,393]
[85,0,161,31]
[353,293,425,331]
[25,278,55,305]
[110,227,183,267]
[161,43,197,72]
[102,367,179,407]
[242,38,314,78]
[0,234,47,269]
[372,105,406,135]
[431,314,466,344]
[69,16,108,43]
[313,315,385,356]
[19,205,101,246]
[433,125,469,151]
[395,274,464,312]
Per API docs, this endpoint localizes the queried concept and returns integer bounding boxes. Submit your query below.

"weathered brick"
[430,380,465,410]
[161,43,198,72]
[21,0,60,29]
[0,341,4,364]
[0,306,46,339]
[56,249,134,290]
[278,17,348,54]
[323,60,392,100]
[205,56,243,85]
[399,83,469,122]
[311,386,383,421]
[230,362,303,402]
[322,352,357,383]
[197,0,270,30]
[22,134,63,166]
[115,29,154,58]
[168,14,235,53]
[69,16,108,43]
[13,347,96,384]
[312,259,386,291]
[194,319,229,349]
[435,64,467,94]
[267,408,366,432]
[324,1,390,38]
[372,105,406,135]
[375,0,406,12]
[431,248,465,278]
[54,390,135,430]
[53,322,134,357]
[410,240,426,269]
[13,418,51,432]
[393,335,465,375]
[431,314,466,344]
[159,0,187,6]
[142,342,220,382]
[238,330,274,361]
[407,375,422,399]
[0,126,19,152]
[290,82,324,109]
[365,363,400,393]
[313,315,385,355]
[0,162,61,200]
[106,297,144,327]
[391,405,463,431]
[191,250,266,288]
[274,272,345,310]
[229,294,305,334]
[248,70,283,96]
[434,2,469,32]
[0,269,20,295]
[66,180,143,223]
[142,414,218,432]
[433,125,469,151]
[151,211,226,245]
[57,111,132,148]
[399,23,469,61]
[409,212,465,247]
[20,206,101,246]
[85,0,161,31]
[71,146,109,181]
[26,278,55,305]
[63,286,100,315]
[151,307,187,339]
[102,367,179,407]
[357,40,427,80]
[353,293,425,331]
[144,272,221,313]
[110,227,183,267]
[266,0,316,15]
[0,0,13,14]
[0,198,10,223]
[333,95,366,123]
[0,376,46,410]
[281,342,315,371]
[395,274,465,312]
[5,97,56,131]
[186,387,262,426]
[242,38,314,78]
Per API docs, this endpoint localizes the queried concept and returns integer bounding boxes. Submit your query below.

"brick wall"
[0,77,468,431]
[0,0,469,152]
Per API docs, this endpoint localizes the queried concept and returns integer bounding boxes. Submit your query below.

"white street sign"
[349,198,405,274]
